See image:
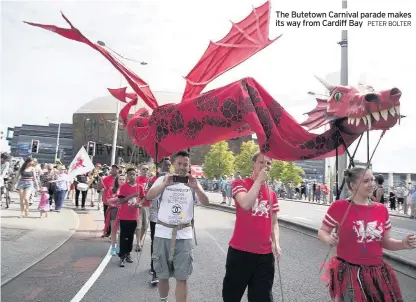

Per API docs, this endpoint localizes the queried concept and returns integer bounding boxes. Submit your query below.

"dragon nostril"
[364,94,379,103]
[390,88,400,95]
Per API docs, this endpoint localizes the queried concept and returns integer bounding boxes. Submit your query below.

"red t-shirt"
[229,178,280,255]
[118,182,145,220]
[137,176,150,206]
[102,175,116,204]
[322,199,391,265]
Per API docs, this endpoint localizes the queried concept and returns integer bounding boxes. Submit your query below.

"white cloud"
[1,0,415,172]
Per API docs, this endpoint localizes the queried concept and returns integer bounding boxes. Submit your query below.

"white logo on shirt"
[251,199,270,218]
[353,220,383,243]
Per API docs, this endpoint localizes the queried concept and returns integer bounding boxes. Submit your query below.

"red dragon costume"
[24,1,402,162]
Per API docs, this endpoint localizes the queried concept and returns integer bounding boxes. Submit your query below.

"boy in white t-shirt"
[146,150,209,302]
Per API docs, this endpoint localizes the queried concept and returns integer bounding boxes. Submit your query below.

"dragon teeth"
[395,106,400,116]
[380,109,388,121]
[388,108,396,116]
[355,117,361,126]
[366,115,372,129]
[362,116,367,125]
[372,111,380,121]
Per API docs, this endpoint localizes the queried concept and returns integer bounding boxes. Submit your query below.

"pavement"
[1,191,415,301]
[1,192,79,286]
[276,195,412,219]
[204,191,416,269]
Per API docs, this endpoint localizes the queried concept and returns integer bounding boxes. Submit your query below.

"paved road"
[206,192,416,264]
[1,195,79,286]
[2,206,415,302]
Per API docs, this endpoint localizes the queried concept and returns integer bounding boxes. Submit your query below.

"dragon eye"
[333,92,343,102]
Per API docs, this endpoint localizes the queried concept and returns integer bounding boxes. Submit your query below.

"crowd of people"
[1,150,416,302]
[0,153,121,217]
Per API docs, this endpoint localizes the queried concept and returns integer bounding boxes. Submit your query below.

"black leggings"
[48,185,55,205]
[75,189,87,207]
[103,204,111,236]
[119,220,137,258]
[222,246,275,302]
[150,221,156,272]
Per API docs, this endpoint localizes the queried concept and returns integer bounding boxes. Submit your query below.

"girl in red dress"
[318,167,416,301]
[105,174,126,256]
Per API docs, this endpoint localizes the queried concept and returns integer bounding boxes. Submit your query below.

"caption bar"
[275,11,412,28]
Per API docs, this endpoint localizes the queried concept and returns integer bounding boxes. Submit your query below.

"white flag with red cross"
[67,147,94,179]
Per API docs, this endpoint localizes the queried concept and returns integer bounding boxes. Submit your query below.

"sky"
[1,0,415,172]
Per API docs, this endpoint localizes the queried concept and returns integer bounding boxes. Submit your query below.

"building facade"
[294,159,326,182]
[9,123,73,165]
[373,172,415,189]
[72,94,156,166]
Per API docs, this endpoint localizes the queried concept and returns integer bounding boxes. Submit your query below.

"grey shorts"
[109,207,118,221]
[110,219,117,230]
[151,237,194,280]
[136,207,149,230]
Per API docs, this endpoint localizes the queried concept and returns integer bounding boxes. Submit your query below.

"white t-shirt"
[152,176,199,239]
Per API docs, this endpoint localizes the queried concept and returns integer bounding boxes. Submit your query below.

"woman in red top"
[318,167,416,301]
[105,174,126,256]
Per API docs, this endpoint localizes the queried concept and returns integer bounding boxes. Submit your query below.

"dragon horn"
[314,75,335,93]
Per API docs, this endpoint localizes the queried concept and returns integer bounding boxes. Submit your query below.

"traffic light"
[31,140,40,153]
[87,141,96,156]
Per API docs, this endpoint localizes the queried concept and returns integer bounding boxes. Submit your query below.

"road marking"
[292,217,314,222]
[70,247,111,302]
[391,227,414,235]
[204,230,227,255]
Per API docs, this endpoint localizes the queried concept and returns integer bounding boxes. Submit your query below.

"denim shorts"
[18,180,34,190]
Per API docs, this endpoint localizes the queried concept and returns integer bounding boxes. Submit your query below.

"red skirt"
[321,256,403,302]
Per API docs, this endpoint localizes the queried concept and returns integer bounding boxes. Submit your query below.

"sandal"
[135,244,142,252]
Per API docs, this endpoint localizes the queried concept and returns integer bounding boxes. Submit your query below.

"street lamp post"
[307,91,329,97]
[46,117,61,163]
[55,123,61,163]
[110,80,122,166]
[96,40,148,165]
[337,0,349,199]
[307,91,332,199]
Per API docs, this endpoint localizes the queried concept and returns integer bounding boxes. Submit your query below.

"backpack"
[158,186,197,225]
[156,184,198,246]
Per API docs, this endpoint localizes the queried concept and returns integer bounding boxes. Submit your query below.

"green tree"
[280,162,304,185]
[269,160,287,181]
[234,141,259,177]
[203,141,235,179]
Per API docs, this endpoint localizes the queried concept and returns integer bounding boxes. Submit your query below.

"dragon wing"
[108,87,136,103]
[24,12,158,110]
[181,0,280,101]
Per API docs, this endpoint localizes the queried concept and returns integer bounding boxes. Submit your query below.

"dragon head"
[301,76,402,134]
